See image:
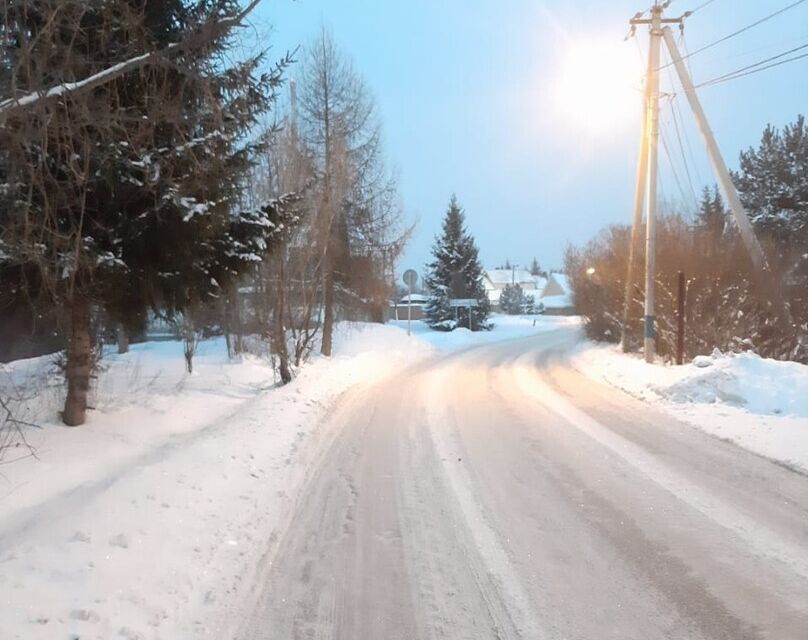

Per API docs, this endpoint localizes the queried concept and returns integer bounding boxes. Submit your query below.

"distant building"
[390,293,428,320]
[482,268,574,315]
[541,273,574,315]
[483,268,545,308]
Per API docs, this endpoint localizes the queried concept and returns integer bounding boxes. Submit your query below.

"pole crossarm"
[630,17,686,25]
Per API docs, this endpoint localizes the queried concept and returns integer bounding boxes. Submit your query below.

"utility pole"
[620,47,652,353]
[625,3,790,362]
[643,3,662,363]
[629,2,688,362]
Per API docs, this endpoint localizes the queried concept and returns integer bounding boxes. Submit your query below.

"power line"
[668,96,698,205]
[660,118,693,209]
[696,42,808,87]
[672,91,702,185]
[688,0,718,15]
[659,0,807,70]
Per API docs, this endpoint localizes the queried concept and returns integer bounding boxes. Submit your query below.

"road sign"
[449,298,480,308]
[403,269,418,288]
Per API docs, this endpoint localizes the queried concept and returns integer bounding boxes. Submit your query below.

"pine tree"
[529,257,543,277]
[735,115,808,279]
[695,185,727,248]
[424,195,490,331]
[500,283,524,315]
[0,1,293,425]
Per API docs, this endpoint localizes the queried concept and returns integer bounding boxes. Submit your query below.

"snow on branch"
[0,0,264,120]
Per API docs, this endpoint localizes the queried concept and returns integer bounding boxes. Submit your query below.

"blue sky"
[251,0,808,275]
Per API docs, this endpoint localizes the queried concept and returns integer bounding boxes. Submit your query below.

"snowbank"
[0,323,434,640]
[570,344,808,471]
[391,314,580,351]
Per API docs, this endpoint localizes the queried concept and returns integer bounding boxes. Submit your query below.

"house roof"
[485,269,539,286]
[548,272,570,293]
[399,293,429,304]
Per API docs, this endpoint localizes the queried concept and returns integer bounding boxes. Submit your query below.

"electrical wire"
[695,42,808,87]
[660,118,694,210]
[668,96,699,206]
[688,0,718,15]
[671,91,703,185]
[659,0,807,70]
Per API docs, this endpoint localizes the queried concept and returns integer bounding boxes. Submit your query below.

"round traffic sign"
[403,269,419,288]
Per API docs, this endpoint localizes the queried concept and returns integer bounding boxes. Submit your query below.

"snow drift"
[571,344,808,471]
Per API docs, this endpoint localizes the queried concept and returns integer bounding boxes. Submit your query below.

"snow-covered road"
[242,328,808,640]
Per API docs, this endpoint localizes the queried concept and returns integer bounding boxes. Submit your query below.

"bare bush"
[566,214,807,363]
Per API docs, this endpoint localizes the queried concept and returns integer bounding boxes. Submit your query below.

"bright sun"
[550,40,642,137]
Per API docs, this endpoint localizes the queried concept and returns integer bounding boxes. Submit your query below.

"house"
[482,268,575,315]
[483,268,544,308]
[390,293,428,320]
[541,273,575,315]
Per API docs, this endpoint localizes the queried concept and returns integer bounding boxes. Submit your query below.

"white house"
[482,268,574,314]
[541,273,574,314]
[483,269,544,307]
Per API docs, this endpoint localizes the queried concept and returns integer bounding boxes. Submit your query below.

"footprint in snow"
[71,531,91,543]
[109,533,129,549]
[70,608,100,623]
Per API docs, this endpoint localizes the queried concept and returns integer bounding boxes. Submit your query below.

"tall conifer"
[424,195,490,330]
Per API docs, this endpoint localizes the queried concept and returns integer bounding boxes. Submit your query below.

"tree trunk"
[63,294,92,426]
[321,255,334,357]
[233,292,244,355]
[116,324,129,354]
[273,255,292,384]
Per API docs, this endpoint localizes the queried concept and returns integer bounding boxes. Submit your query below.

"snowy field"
[1,314,805,637]
[0,323,436,639]
[570,344,808,472]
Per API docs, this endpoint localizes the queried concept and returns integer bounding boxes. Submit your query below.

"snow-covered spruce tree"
[0,1,294,425]
[500,283,527,315]
[424,196,490,331]
[735,115,808,283]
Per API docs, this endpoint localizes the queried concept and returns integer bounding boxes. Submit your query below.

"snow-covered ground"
[4,313,803,637]
[0,323,435,640]
[390,314,579,351]
[570,344,808,472]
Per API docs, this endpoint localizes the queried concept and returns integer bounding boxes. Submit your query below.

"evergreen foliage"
[424,196,490,331]
[500,283,534,315]
[0,0,297,423]
[695,186,727,242]
[735,114,808,281]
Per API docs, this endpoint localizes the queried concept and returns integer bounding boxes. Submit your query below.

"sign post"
[402,270,419,336]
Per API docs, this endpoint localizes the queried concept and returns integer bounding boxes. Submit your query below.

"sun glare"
[550,40,642,138]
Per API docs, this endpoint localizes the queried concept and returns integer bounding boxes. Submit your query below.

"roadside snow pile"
[571,344,808,471]
[391,314,580,352]
[660,350,808,416]
[0,322,434,640]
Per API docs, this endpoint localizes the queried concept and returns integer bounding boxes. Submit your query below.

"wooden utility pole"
[642,4,663,363]
[620,46,652,353]
[676,271,686,365]
[629,3,685,362]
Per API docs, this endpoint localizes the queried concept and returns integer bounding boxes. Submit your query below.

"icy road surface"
[241,328,808,640]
